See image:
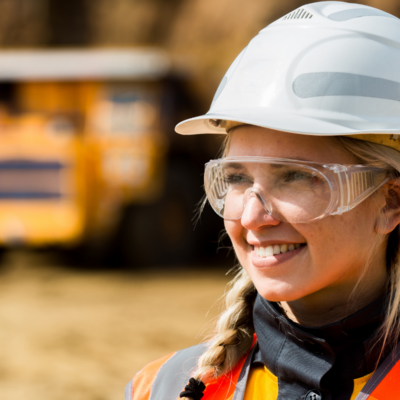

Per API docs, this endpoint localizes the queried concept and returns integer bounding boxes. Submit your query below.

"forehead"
[228,126,356,164]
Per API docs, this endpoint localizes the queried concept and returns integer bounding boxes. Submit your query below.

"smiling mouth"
[253,243,305,257]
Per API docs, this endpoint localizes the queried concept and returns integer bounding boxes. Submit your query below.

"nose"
[241,190,280,230]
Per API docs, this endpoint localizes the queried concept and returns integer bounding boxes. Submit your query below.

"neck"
[280,277,387,327]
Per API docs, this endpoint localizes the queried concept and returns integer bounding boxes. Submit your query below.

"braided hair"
[180,267,256,399]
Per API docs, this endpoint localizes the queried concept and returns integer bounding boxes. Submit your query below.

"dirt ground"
[0,251,232,400]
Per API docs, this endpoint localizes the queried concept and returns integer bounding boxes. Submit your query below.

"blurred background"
[0,0,398,398]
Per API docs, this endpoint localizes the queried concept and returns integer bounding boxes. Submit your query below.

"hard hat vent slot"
[282,8,313,20]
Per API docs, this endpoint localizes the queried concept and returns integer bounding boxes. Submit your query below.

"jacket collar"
[252,294,388,400]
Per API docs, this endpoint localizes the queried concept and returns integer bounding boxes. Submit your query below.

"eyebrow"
[222,162,288,175]
[223,158,313,170]
[223,162,247,171]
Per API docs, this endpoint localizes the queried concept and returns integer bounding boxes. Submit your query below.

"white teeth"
[254,243,303,258]
[265,246,274,257]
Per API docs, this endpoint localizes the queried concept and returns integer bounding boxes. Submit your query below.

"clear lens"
[205,159,334,223]
[205,157,395,223]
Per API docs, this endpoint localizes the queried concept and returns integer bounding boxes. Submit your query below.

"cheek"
[224,220,241,244]
[224,220,248,254]
[301,207,378,262]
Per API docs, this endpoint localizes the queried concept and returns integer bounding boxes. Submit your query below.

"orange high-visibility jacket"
[125,341,400,400]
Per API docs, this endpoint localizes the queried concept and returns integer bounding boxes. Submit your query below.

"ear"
[376,179,400,234]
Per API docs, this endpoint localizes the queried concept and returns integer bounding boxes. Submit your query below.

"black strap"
[179,378,206,400]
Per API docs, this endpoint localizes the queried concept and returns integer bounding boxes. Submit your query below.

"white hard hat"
[176,1,400,147]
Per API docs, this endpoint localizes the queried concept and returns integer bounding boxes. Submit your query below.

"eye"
[224,173,252,185]
[283,171,310,181]
[283,170,324,186]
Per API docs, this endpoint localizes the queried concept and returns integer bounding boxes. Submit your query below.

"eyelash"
[282,170,323,185]
[223,173,252,185]
[283,170,310,181]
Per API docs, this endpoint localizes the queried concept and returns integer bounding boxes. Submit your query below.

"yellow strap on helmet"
[347,134,400,152]
[225,121,246,132]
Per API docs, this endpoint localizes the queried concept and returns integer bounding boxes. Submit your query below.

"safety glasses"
[204,156,395,223]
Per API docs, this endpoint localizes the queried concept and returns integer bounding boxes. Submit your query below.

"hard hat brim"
[175,108,400,136]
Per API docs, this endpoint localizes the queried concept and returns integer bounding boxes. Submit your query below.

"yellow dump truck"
[0,49,172,263]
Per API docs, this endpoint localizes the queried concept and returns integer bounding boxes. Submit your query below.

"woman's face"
[225,126,388,304]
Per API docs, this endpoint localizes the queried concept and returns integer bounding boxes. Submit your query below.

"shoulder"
[125,343,207,400]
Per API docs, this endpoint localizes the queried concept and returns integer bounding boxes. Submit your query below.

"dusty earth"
[0,251,232,400]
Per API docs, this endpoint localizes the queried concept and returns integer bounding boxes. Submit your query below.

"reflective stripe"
[129,352,177,400]
[202,346,256,400]
[232,345,257,400]
[149,343,207,400]
[355,344,400,399]
[327,8,396,21]
[125,379,133,400]
[130,340,400,400]
[293,72,400,101]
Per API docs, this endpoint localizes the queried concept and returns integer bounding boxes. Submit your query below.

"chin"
[255,284,309,303]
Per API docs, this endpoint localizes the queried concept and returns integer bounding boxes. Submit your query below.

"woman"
[126,2,400,399]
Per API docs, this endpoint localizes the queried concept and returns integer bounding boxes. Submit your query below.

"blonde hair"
[182,134,400,393]
[190,267,256,384]
[335,137,400,356]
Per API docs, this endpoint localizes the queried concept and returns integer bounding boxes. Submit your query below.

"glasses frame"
[204,156,395,223]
